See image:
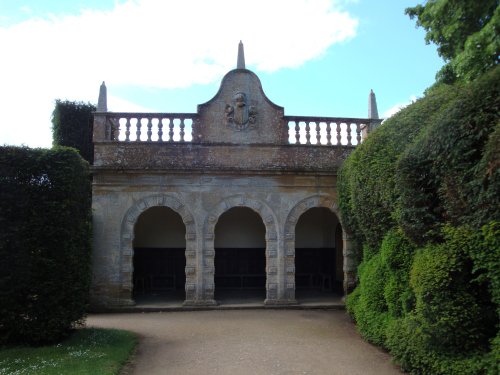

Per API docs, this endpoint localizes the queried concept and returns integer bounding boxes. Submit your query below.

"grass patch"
[0,328,137,375]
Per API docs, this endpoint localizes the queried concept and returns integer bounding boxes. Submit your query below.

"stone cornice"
[93,142,354,173]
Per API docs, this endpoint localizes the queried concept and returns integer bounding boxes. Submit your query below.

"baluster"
[180,118,185,142]
[168,118,174,142]
[109,118,115,140]
[347,123,352,145]
[316,122,321,144]
[294,122,300,144]
[114,118,120,141]
[336,123,341,145]
[135,118,142,141]
[110,118,120,141]
[147,117,152,141]
[124,117,131,141]
[158,118,163,141]
[110,119,114,140]
[305,122,311,144]
[105,117,111,140]
[191,118,195,141]
[326,122,332,145]
[356,123,362,145]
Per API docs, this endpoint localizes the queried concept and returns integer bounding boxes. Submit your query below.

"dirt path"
[87,310,401,375]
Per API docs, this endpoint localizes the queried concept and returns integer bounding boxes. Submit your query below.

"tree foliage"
[406,0,499,82]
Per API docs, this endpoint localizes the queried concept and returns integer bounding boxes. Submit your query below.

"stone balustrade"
[98,112,196,142]
[95,112,373,147]
[285,116,369,146]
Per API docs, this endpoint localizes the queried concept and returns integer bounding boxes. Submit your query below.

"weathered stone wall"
[93,142,353,172]
[90,172,356,307]
[90,63,362,308]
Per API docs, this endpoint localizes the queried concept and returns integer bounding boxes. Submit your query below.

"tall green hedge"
[341,66,500,374]
[52,100,96,164]
[338,83,459,249]
[397,66,500,244]
[0,146,91,345]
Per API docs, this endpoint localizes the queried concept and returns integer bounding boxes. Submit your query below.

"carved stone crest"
[225,92,257,131]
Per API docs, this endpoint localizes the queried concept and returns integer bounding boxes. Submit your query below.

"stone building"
[90,43,381,308]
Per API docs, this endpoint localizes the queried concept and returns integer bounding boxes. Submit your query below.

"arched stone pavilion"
[90,42,381,307]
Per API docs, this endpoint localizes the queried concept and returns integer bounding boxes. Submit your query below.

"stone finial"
[97,81,107,112]
[362,89,382,141]
[237,40,245,69]
[368,89,379,119]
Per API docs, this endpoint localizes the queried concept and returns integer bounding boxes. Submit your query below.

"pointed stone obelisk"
[362,89,382,141]
[237,40,245,69]
[97,81,107,112]
[368,89,379,119]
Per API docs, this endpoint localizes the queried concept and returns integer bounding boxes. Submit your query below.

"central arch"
[214,207,266,302]
[203,196,279,304]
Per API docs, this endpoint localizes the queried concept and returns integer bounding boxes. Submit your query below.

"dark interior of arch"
[132,206,186,302]
[295,207,343,296]
[214,207,266,301]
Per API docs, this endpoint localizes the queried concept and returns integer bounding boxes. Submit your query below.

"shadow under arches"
[284,194,351,302]
[119,194,197,305]
[203,195,279,304]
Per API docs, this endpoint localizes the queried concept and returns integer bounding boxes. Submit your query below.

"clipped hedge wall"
[338,83,459,248]
[386,225,498,375]
[52,100,96,164]
[347,229,415,346]
[342,66,500,374]
[0,146,91,345]
[396,66,500,244]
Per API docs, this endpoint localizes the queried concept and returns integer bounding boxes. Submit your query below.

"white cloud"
[0,0,358,148]
[383,95,418,119]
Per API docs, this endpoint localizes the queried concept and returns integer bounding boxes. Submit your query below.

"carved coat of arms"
[225,92,257,131]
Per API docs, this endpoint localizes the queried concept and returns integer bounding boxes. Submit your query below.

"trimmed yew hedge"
[338,83,460,249]
[52,100,95,164]
[341,66,500,374]
[397,67,500,244]
[0,146,91,345]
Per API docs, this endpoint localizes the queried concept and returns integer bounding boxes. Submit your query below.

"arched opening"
[133,206,186,304]
[214,207,266,303]
[295,207,343,302]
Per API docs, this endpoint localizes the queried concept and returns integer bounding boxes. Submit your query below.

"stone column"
[279,230,298,304]
[183,223,200,305]
[264,223,280,304]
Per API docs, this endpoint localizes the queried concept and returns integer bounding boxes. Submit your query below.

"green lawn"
[0,328,137,375]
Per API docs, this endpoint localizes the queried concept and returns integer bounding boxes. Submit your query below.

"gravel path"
[87,310,401,375]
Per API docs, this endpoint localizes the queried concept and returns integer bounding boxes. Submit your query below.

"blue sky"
[0,0,443,148]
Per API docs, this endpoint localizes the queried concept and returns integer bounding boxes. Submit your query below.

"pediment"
[195,69,287,145]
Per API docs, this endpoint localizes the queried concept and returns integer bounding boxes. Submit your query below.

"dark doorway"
[133,206,186,304]
[295,208,343,302]
[214,207,266,303]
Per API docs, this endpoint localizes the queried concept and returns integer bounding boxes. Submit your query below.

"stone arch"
[119,194,197,304]
[284,194,354,300]
[202,195,279,304]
